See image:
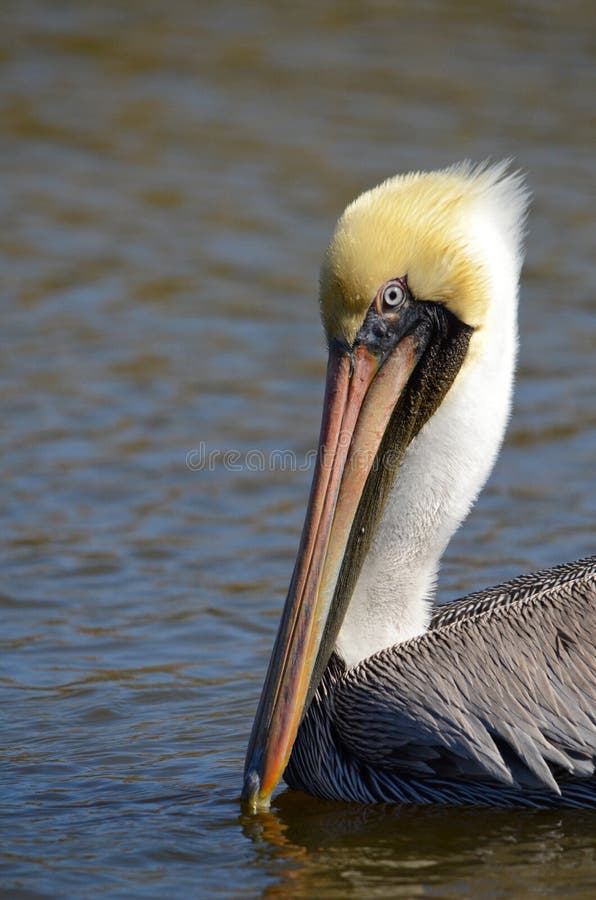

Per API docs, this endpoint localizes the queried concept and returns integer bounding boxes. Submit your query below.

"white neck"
[335,223,520,667]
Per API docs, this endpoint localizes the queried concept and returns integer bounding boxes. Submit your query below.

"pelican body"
[242,163,596,811]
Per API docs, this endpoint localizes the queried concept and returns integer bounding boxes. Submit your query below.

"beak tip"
[241,768,271,813]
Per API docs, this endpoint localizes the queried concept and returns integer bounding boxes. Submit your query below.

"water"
[1,1,595,896]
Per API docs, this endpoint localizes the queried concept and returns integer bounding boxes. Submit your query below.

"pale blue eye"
[382,283,406,307]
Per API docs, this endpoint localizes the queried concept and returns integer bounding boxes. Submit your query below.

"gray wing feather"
[332,558,596,795]
[430,555,596,628]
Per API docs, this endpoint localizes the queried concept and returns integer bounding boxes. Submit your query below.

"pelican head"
[243,162,529,811]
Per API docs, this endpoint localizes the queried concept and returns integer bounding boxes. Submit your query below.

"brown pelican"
[242,162,596,811]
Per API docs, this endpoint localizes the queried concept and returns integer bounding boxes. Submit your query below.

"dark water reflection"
[243,798,596,898]
[1,1,595,897]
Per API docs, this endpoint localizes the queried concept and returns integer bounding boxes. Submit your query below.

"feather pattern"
[285,556,596,808]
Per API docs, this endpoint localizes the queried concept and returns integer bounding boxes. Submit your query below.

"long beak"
[242,335,420,811]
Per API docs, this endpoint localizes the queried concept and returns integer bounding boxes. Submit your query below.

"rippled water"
[1,1,595,896]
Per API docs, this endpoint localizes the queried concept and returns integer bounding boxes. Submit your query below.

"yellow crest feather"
[320,161,529,344]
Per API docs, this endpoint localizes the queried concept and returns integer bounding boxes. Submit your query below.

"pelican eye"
[381,281,407,310]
